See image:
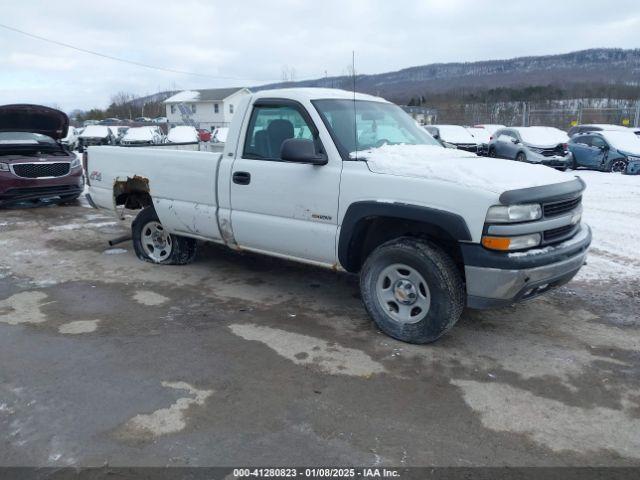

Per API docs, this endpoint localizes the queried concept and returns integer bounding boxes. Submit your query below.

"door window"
[590,136,607,149]
[244,104,316,160]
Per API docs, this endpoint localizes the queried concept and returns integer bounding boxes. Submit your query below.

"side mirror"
[511,137,520,144]
[281,138,327,165]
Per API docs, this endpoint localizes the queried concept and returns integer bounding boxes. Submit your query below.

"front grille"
[543,224,576,242]
[543,196,581,217]
[456,144,479,153]
[537,145,565,157]
[12,162,70,178]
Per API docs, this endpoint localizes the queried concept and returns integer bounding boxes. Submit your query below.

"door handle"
[232,171,251,185]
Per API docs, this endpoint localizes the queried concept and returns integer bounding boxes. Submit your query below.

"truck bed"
[87,146,224,241]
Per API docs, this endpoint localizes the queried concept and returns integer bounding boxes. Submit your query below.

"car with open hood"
[0,104,84,206]
[86,88,590,344]
[489,126,572,170]
[569,130,640,174]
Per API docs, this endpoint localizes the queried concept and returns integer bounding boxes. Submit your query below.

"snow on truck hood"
[361,144,571,194]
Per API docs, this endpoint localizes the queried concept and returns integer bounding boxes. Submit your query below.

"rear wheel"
[488,147,497,158]
[359,237,464,344]
[132,207,197,265]
[610,158,628,173]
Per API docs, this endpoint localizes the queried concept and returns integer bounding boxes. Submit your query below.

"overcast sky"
[1,0,639,112]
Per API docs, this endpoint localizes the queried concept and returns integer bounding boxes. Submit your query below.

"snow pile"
[213,127,229,143]
[167,126,198,143]
[601,131,640,154]
[466,127,491,143]
[79,126,111,138]
[361,144,569,193]
[123,127,158,142]
[165,90,199,103]
[434,125,477,144]
[574,171,640,282]
[513,127,568,146]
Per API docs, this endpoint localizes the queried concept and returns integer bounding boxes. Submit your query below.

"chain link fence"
[422,101,640,130]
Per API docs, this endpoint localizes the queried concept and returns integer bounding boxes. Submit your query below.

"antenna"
[352,50,357,161]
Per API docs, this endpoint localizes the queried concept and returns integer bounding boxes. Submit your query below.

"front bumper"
[626,159,640,175]
[463,224,591,308]
[531,153,572,168]
[0,168,84,206]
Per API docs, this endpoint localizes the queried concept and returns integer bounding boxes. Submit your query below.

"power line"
[0,22,274,82]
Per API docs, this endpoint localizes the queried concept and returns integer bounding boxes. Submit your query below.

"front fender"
[338,201,472,272]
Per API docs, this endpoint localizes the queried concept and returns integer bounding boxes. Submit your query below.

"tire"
[132,207,197,265]
[609,158,628,173]
[516,152,527,163]
[359,237,465,344]
[488,147,497,158]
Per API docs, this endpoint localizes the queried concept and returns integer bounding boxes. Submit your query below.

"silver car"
[488,127,572,170]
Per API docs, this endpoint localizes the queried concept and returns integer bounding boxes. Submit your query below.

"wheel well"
[345,216,465,277]
[113,176,152,210]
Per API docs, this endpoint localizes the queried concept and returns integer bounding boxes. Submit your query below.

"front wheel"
[132,207,197,265]
[488,147,497,158]
[359,238,465,344]
[516,152,527,163]
[610,158,628,173]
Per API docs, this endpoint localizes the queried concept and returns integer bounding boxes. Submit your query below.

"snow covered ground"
[573,170,640,282]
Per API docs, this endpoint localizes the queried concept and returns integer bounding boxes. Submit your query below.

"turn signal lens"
[482,236,511,250]
[482,233,541,251]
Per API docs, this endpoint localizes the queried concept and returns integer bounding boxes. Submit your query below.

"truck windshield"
[312,99,440,158]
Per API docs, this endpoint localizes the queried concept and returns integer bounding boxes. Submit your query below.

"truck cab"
[86,88,590,344]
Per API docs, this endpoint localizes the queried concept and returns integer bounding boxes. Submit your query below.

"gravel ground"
[0,170,638,467]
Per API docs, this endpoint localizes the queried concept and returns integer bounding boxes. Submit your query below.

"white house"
[164,87,251,130]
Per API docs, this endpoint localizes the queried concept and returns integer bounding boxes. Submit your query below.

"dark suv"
[0,104,84,206]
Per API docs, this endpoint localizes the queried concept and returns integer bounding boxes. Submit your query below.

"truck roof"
[251,88,388,103]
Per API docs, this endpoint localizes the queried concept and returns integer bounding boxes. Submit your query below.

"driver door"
[229,99,341,265]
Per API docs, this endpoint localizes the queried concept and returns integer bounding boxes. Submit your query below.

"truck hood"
[361,144,570,194]
[0,104,69,140]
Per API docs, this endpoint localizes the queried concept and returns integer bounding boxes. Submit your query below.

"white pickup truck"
[86,88,591,344]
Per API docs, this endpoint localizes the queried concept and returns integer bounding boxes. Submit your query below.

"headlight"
[70,157,81,169]
[482,233,542,251]
[486,204,542,223]
[627,155,640,162]
[0,162,9,172]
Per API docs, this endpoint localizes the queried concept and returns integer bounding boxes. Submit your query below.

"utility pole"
[522,102,527,127]
[634,100,640,128]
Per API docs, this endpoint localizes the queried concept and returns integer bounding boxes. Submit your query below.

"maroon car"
[0,104,84,206]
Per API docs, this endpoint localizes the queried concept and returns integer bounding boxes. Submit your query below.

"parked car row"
[418,122,639,174]
[83,116,167,127]
[73,125,226,151]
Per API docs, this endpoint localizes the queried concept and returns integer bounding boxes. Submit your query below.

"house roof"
[164,87,249,103]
